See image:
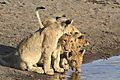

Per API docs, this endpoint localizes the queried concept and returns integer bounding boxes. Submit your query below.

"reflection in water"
[53,71,81,80]
[53,73,65,80]
[69,72,81,80]
[53,55,120,80]
[81,55,120,80]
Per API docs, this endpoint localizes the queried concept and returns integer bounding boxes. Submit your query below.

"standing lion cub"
[17,7,73,75]
[54,32,89,72]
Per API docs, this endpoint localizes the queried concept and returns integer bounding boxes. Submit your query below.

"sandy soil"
[0,0,120,80]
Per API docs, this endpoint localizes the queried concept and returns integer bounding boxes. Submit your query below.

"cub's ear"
[78,35,84,39]
[56,14,66,20]
[65,19,73,25]
[74,32,79,34]
[79,49,85,56]
[56,16,61,20]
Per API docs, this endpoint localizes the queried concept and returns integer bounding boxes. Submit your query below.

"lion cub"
[59,32,89,72]
[17,14,73,75]
[67,49,85,72]
[52,34,75,72]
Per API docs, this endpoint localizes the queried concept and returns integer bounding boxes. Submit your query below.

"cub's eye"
[77,45,81,48]
[79,46,81,47]
[65,33,68,35]
[70,32,72,34]
[63,40,67,42]
[75,32,79,34]
[71,40,73,42]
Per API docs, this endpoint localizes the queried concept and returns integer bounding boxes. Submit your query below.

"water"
[64,56,120,80]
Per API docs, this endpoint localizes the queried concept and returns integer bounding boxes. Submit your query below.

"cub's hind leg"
[20,62,44,74]
[27,62,44,74]
[19,61,27,70]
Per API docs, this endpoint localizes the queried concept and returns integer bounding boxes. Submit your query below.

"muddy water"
[63,56,120,80]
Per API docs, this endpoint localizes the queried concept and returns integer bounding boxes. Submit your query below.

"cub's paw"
[33,67,44,74]
[63,64,69,70]
[45,69,54,75]
[61,58,69,70]
[55,68,64,73]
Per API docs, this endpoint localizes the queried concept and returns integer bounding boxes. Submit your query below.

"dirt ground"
[0,0,120,80]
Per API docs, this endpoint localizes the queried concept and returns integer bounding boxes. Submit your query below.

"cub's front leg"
[43,49,54,75]
[52,46,64,73]
[60,58,69,70]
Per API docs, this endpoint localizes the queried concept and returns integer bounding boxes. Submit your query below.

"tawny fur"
[17,15,73,75]
[0,8,89,74]
[52,31,89,71]
[67,49,85,72]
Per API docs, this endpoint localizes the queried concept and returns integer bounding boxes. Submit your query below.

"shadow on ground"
[0,44,18,67]
[0,44,16,55]
[0,44,81,80]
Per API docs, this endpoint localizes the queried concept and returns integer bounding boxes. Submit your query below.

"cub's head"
[58,32,89,52]
[59,32,89,55]
[59,32,89,54]
[67,49,85,72]
[43,14,73,31]
[64,24,82,35]
[43,18,56,27]
[56,15,73,30]
[73,33,89,51]
[58,34,75,52]
[61,33,89,72]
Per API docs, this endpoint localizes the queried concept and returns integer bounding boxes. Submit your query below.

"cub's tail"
[35,6,45,28]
